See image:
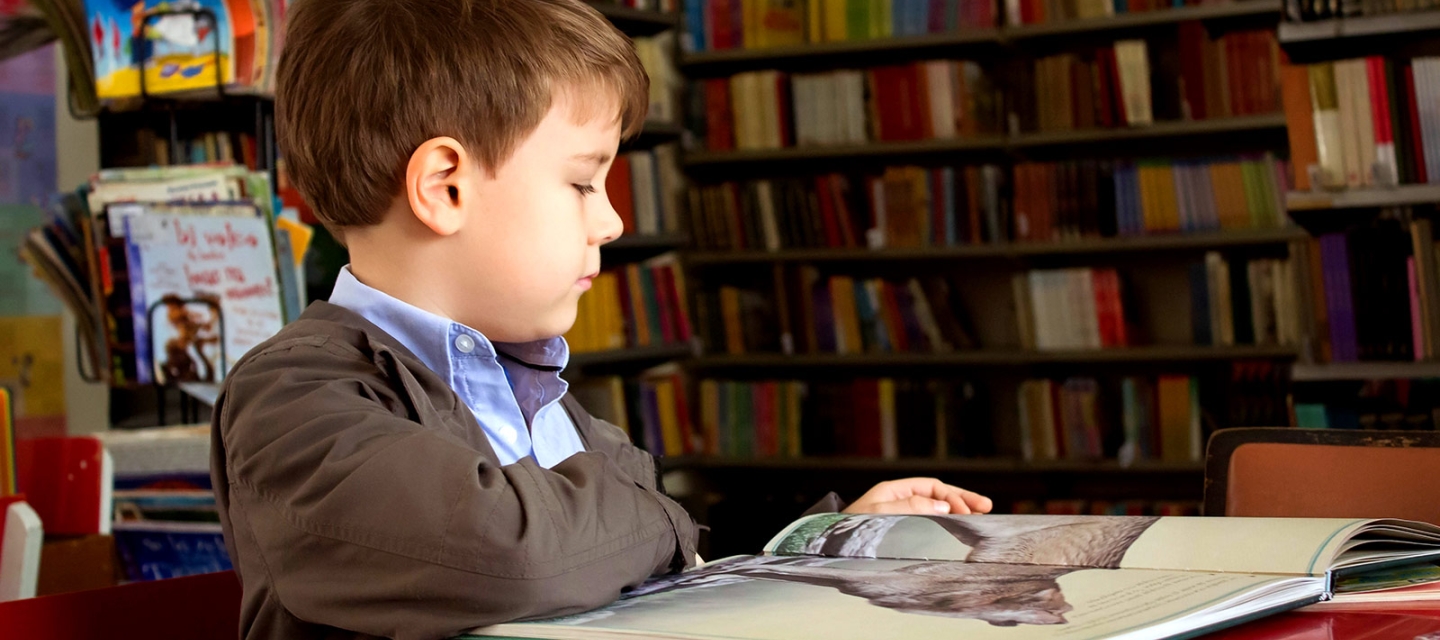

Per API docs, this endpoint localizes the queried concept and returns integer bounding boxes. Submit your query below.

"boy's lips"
[577,272,598,290]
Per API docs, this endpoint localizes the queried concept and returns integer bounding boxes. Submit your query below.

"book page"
[466,556,1321,640]
[764,514,1375,576]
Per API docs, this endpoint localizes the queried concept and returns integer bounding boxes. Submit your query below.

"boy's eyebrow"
[570,151,612,166]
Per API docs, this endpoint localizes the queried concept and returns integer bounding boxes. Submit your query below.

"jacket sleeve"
[215,340,697,640]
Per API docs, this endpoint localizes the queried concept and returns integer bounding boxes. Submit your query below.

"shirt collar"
[327,266,569,375]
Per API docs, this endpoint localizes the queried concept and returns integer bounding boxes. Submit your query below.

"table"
[1210,607,1440,639]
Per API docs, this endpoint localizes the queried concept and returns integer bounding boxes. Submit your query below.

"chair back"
[0,570,240,639]
[1204,427,1440,525]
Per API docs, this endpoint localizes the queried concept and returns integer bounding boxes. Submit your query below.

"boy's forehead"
[551,83,626,134]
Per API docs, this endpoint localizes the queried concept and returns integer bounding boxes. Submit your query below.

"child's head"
[277,0,644,342]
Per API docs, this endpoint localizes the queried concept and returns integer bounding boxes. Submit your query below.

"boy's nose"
[592,195,625,245]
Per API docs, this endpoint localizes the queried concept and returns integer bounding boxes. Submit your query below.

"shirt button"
[498,426,518,445]
[454,334,476,353]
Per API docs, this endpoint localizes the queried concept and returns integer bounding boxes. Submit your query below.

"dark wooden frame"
[1202,427,1440,516]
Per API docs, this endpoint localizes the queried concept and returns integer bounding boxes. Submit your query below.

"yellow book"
[655,379,684,457]
[785,382,804,456]
[274,217,314,268]
[823,0,848,41]
[1157,375,1194,463]
[830,276,863,354]
[721,286,745,354]
[744,0,762,48]
[878,378,897,460]
[870,0,892,38]
[700,380,721,455]
[1137,165,1159,233]
[0,388,14,495]
[807,0,824,43]
[1154,165,1181,232]
[759,0,806,48]
[600,273,626,350]
[607,377,630,432]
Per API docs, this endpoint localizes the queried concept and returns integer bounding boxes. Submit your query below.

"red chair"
[0,570,240,639]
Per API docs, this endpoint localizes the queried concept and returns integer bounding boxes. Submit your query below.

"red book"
[650,265,677,344]
[852,380,883,457]
[1407,62,1428,182]
[615,266,636,346]
[1178,22,1208,120]
[1368,57,1394,149]
[814,177,843,248]
[704,79,734,151]
[1102,48,1127,125]
[15,437,110,536]
[604,155,635,234]
[829,176,861,248]
[1050,383,1067,459]
[662,266,692,341]
[758,382,778,456]
[711,0,736,49]
[870,65,928,141]
[670,374,697,455]
[1223,33,1245,116]
[1093,269,1119,347]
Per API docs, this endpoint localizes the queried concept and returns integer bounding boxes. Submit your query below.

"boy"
[210,0,993,638]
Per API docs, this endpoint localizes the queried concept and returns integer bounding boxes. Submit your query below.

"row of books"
[1023,29,1279,133]
[701,272,980,355]
[137,130,264,170]
[636,33,681,126]
[686,156,1286,253]
[1308,217,1440,363]
[1018,374,1202,463]
[682,0,1000,52]
[1014,268,1130,351]
[1010,499,1201,516]
[694,30,1279,151]
[1284,56,1440,191]
[1294,378,1440,431]
[20,165,308,386]
[1005,0,1226,26]
[1017,155,1289,240]
[566,254,695,354]
[605,145,687,236]
[696,378,993,458]
[1191,254,1302,348]
[80,0,284,100]
[699,62,1003,151]
[569,368,701,457]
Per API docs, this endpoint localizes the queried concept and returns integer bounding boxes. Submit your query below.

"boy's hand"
[841,478,993,516]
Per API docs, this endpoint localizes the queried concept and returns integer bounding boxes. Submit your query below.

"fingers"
[890,478,993,515]
[868,495,956,515]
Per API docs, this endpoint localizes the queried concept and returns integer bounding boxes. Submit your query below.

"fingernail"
[933,501,951,513]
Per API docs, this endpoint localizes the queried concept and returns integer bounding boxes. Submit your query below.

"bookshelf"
[680,1,1281,75]
[589,2,682,36]
[568,343,697,371]
[1291,361,1440,381]
[1286,185,1440,211]
[1277,10,1440,43]
[682,115,1286,169]
[689,346,1301,373]
[661,0,1300,551]
[686,229,1307,265]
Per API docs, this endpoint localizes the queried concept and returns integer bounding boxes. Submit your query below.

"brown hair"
[276,0,649,235]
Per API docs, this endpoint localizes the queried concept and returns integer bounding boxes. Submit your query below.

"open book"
[464,514,1440,640]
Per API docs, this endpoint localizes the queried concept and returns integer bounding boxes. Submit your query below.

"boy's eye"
[573,183,597,196]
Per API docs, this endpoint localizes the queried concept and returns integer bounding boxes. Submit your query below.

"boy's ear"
[405,137,472,236]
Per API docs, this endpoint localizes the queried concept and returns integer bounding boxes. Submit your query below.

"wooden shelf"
[590,2,679,37]
[682,135,1007,168]
[680,2,1280,74]
[688,346,1300,371]
[1007,1,1281,41]
[1278,10,1440,43]
[682,116,1285,168]
[568,343,694,369]
[1292,361,1440,382]
[685,229,1307,266]
[665,456,1205,473]
[1008,114,1287,149]
[1286,184,1440,211]
[680,30,1003,76]
[604,232,688,252]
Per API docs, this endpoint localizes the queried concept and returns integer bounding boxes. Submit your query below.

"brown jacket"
[210,302,699,640]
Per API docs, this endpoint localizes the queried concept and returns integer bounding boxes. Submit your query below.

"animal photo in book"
[788,514,1161,569]
[628,556,1078,627]
[153,294,221,384]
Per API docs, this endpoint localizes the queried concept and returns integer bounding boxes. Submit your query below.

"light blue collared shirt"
[328,266,586,468]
